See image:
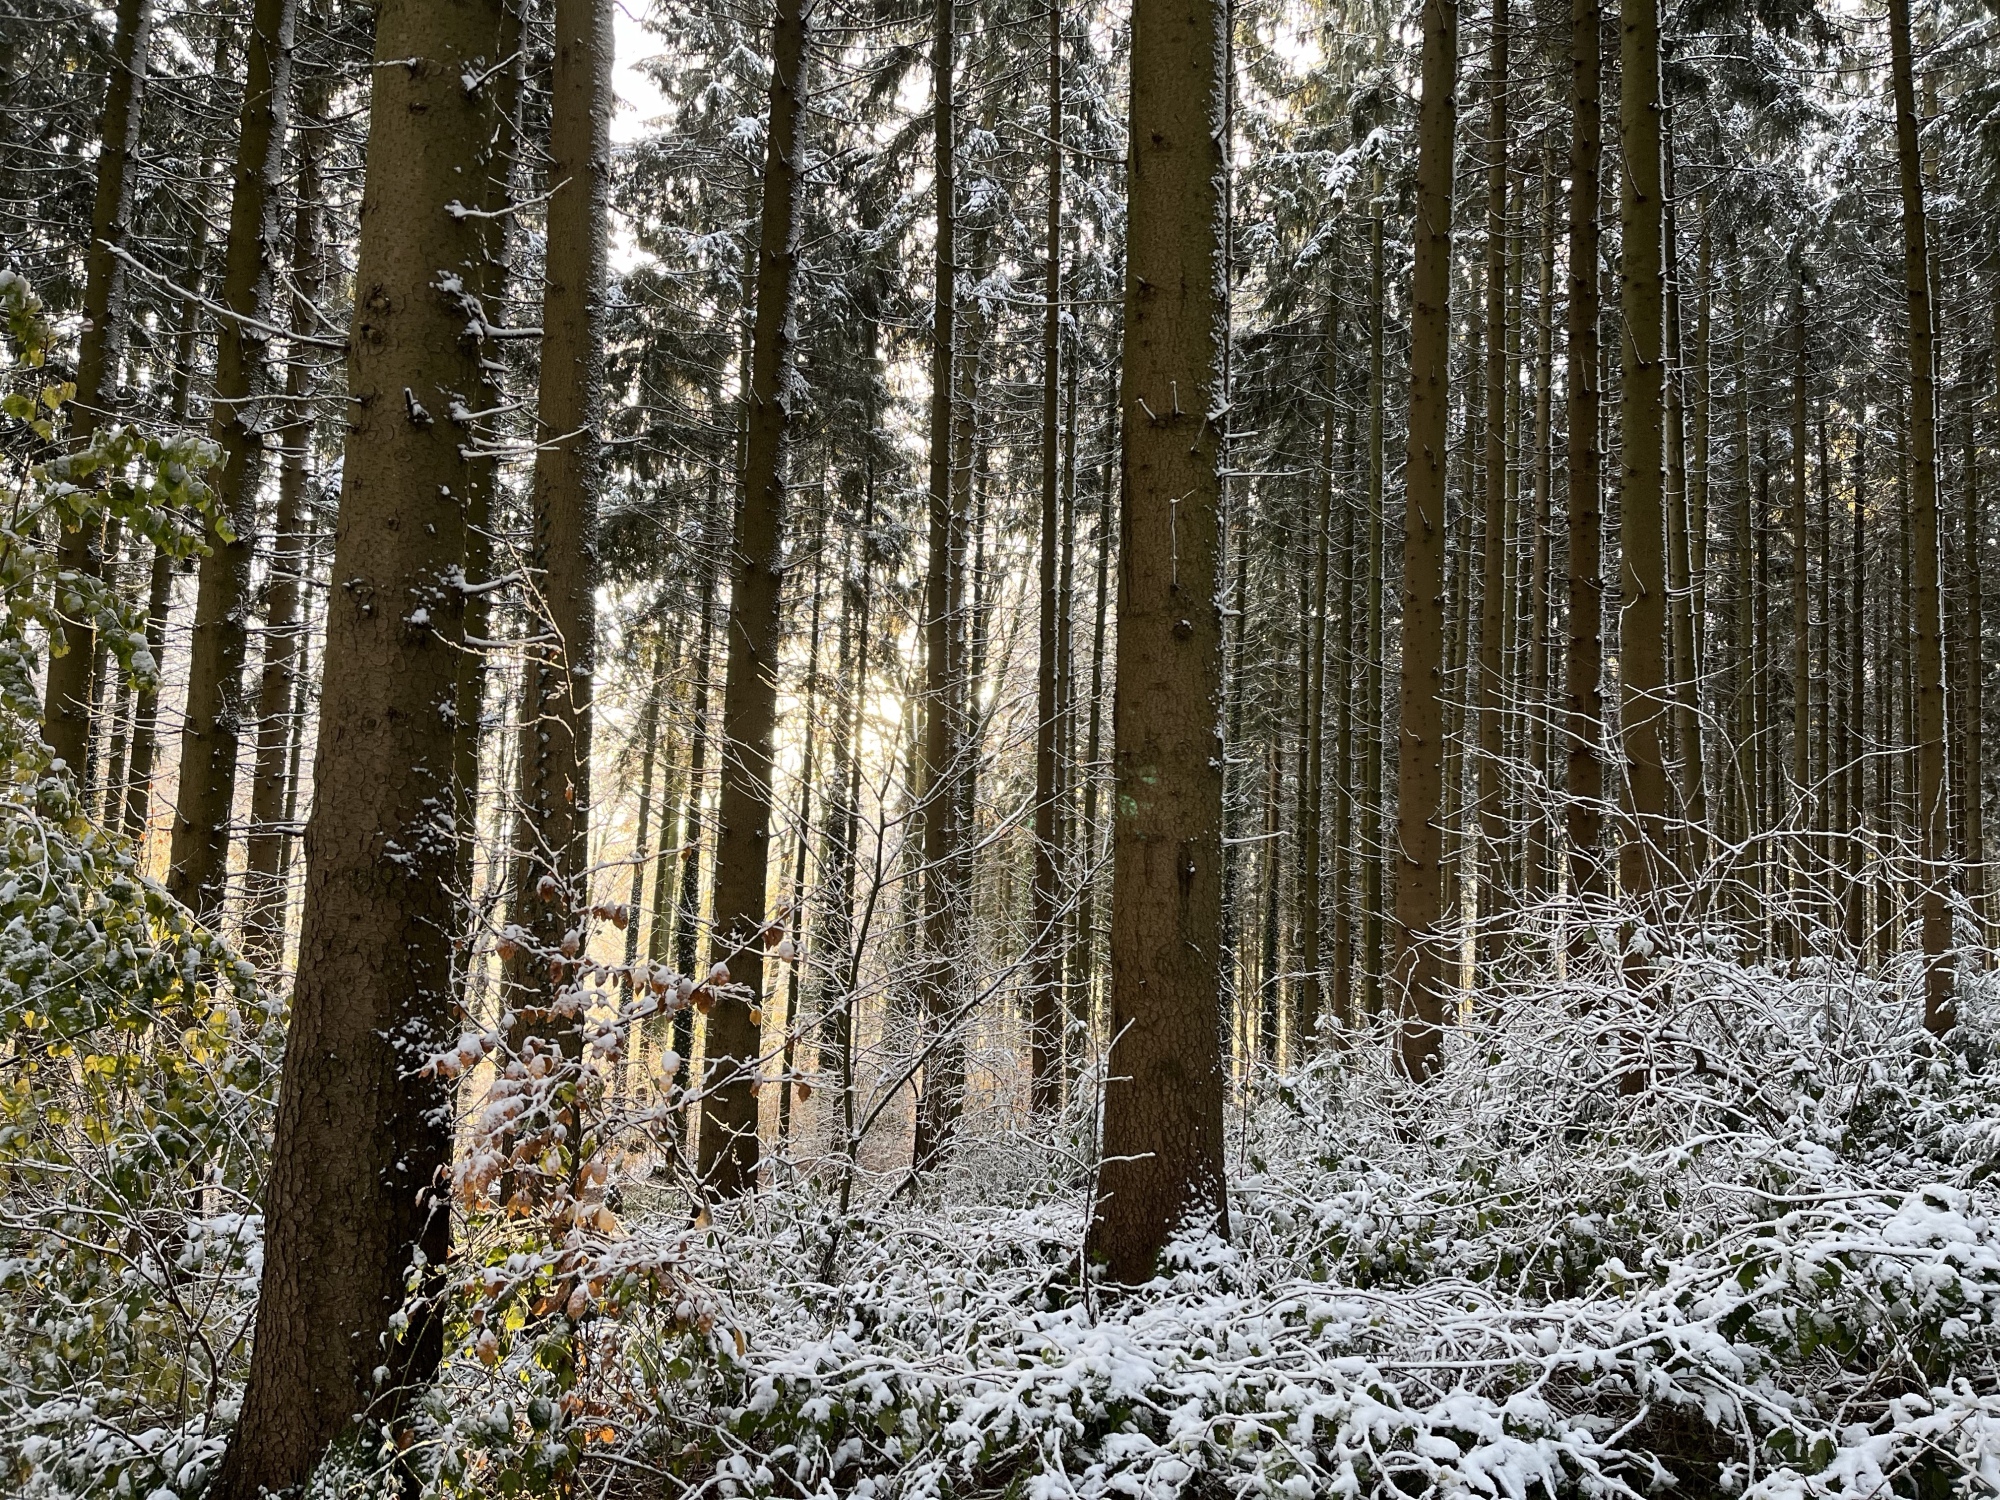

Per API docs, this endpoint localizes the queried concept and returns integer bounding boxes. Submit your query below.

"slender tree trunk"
[1664,120,1706,863]
[1070,406,1114,1045]
[1525,152,1556,903]
[1964,368,1985,950]
[215,2,510,1489]
[453,0,528,988]
[166,0,297,924]
[697,0,810,1193]
[778,544,824,1140]
[1563,0,1605,927]
[1888,0,1952,1031]
[1301,296,1335,1033]
[1392,0,1458,1081]
[1618,0,1671,924]
[1475,0,1509,966]
[1029,0,1065,1114]
[1085,0,1229,1280]
[1363,188,1387,1017]
[44,0,152,776]
[1787,288,1811,959]
[243,70,330,963]
[505,0,611,978]
[1847,407,1870,951]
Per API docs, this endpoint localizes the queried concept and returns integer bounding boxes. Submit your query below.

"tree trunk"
[1524,151,1555,903]
[503,0,611,1048]
[1085,0,1229,1281]
[1617,0,1671,920]
[912,0,969,1170]
[696,0,810,1194]
[214,1,512,1488]
[43,0,152,777]
[1301,296,1334,1037]
[1392,0,1458,1082]
[1362,185,1387,1017]
[1069,403,1115,1048]
[1888,0,1952,1032]
[1029,0,1065,1114]
[1664,120,1707,864]
[243,69,330,964]
[1475,0,1508,966]
[1563,0,1605,921]
[1964,358,1985,950]
[166,0,297,924]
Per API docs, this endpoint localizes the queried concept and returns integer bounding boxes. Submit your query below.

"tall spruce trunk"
[1029,0,1065,1113]
[1788,289,1811,958]
[1300,297,1335,1034]
[44,0,152,776]
[1888,0,1953,1033]
[697,0,809,1193]
[1617,0,1671,915]
[504,0,611,1033]
[1964,348,1985,948]
[242,70,330,963]
[1085,0,1229,1281]
[1524,153,1556,902]
[215,2,512,1489]
[1664,124,1707,862]
[1362,190,1387,1016]
[167,0,297,924]
[1475,0,1509,966]
[1392,0,1458,1082]
[1564,0,1606,920]
[912,0,972,1170]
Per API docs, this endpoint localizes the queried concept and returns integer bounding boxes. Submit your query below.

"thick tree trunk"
[1085,0,1229,1281]
[698,0,808,1192]
[167,0,297,924]
[44,0,152,777]
[214,1,511,1489]
[1392,0,1458,1082]
[1563,0,1605,920]
[1888,0,1952,1031]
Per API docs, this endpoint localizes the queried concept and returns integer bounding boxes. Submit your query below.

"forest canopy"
[3,0,2000,1496]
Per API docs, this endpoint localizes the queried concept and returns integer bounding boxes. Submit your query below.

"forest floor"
[416,940,2000,1498]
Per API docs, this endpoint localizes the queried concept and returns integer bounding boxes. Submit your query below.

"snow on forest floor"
[18,944,2000,1499]
[396,945,2000,1499]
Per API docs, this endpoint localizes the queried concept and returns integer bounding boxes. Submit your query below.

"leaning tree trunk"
[166,0,297,925]
[1888,0,1953,1034]
[1564,0,1606,923]
[1084,0,1230,1283]
[242,68,330,964]
[214,1,513,1491]
[696,0,809,1195]
[1391,0,1458,1083]
[44,0,152,777]
[502,0,611,1030]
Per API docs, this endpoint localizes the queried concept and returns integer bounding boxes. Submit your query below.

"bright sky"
[612,0,670,147]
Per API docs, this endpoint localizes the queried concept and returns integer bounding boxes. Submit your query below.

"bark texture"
[1084,0,1229,1282]
[215,1,512,1489]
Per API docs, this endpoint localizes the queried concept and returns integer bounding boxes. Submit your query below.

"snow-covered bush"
[469,934,2000,1500]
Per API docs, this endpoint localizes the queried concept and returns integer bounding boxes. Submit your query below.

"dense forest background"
[4,0,2000,1495]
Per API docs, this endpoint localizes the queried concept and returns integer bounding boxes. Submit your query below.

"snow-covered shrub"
[0,270,276,1500]
[489,929,2000,1500]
